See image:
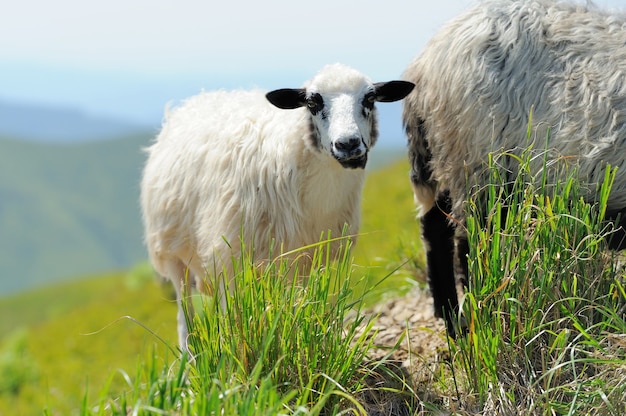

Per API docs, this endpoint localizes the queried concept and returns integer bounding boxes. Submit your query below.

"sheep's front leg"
[606,208,626,250]
[166,260,196,357]
[421,192,459,336]
[456,233,469,289]
[174,283,195,355]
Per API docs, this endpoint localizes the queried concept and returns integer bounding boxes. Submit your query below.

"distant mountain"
[0,100,152,143]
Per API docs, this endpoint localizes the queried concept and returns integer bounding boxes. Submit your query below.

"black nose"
[335,137,361,152]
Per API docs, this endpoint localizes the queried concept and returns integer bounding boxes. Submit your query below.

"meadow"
[0,158,420,415]
[3,147,626,415]
[0,133,152,294]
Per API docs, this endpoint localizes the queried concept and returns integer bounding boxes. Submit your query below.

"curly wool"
[141,89,365,289]
[403,0,626,334]
[404,0,626,219]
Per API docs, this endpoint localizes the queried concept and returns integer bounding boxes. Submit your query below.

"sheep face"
[266,64,414,169]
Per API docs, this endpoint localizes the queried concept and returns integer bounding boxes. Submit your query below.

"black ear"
[266,88,307,109]
[373,81,415,102]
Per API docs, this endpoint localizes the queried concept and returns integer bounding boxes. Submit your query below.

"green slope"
[353,158,426,302]
[0,137,405,296]
[0,267,178,415]
[0,156,423,415]
[0,134,153,294]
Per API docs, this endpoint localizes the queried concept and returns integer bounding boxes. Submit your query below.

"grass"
[8,144,626,414]
[74,158,424,413]
[0,157,419,416]
[85,143,626,414]
[83,237,410,415]
[0,268,178,415]
[446,145,626,414]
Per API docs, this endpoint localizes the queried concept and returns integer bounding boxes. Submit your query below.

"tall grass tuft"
[84,236,390,415]
[454,143,626,414]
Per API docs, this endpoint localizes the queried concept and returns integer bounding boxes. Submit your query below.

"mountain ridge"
[0,100,152,143]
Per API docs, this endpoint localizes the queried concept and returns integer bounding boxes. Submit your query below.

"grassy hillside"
[0,267,178,415]
[0,137,405,296]
[0,134,152,294]
[353,158,425,301]
[5,149,625,414]
[0,157,420,415]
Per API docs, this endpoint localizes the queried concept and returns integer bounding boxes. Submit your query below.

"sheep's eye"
[306,93,324,114]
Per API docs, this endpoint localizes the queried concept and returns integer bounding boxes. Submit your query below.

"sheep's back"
[404,0,626,215]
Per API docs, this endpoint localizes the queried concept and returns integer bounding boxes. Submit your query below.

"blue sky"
[1,0,625,137]
[1,0,471,127]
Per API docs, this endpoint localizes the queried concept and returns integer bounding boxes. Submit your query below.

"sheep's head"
[266,64,414,169]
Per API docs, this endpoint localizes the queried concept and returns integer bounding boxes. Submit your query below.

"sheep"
[402,0,626,335]
[140,63,414,350]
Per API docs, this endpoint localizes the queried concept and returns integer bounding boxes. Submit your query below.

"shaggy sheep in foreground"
[141,63,414,350]
[403,0,626,334]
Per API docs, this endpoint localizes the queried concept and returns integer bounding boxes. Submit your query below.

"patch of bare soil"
[352,287,461,415]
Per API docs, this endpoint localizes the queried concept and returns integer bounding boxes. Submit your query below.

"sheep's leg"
[421,193,459,336]
[166,260,195,356]
[606,209,626,250]
[175,281,195,355]
[456,234,470,289]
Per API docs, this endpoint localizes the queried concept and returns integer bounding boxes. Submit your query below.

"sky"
[1,0,472,129]
[1,0,625,134]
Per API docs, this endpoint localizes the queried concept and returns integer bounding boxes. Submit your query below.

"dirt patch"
[353,287,463,415]
[360,287,448,364]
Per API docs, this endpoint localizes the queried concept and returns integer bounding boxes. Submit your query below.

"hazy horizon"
[2,0,625,144]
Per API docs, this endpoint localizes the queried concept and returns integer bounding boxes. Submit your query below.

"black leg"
[456,235,470,290]
[421,193,459,335]
[606,209,626,250]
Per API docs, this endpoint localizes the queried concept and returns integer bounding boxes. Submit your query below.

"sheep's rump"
[404,0,626,217]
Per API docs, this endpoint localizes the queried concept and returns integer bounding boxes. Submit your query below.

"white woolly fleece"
[140,62,415,350]
[404,0,626,220]
[141,88,365,286]
[140,63,388,349]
